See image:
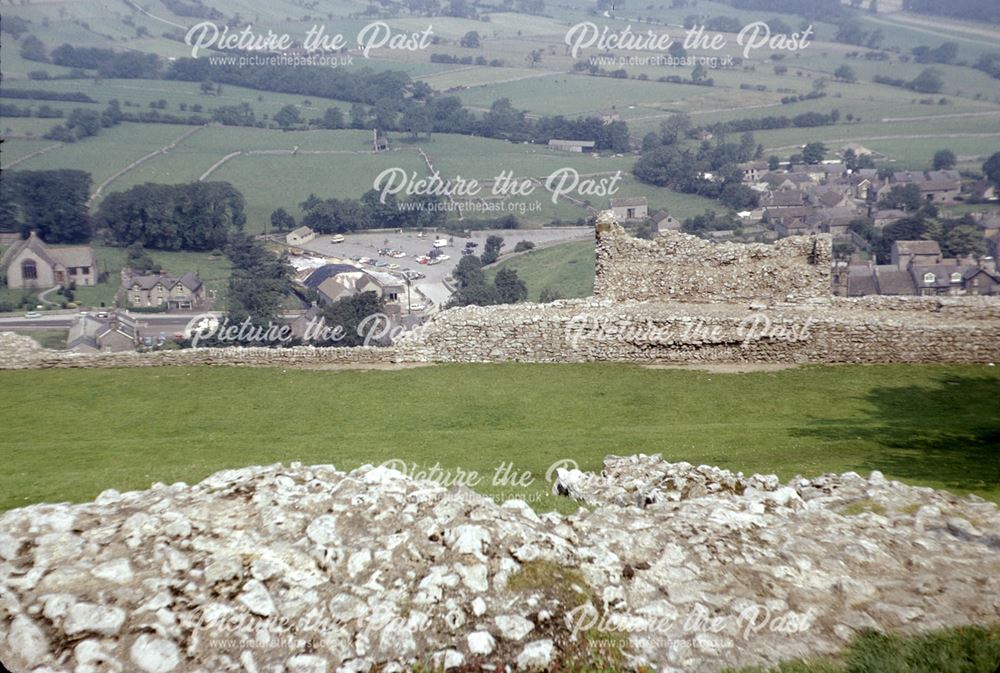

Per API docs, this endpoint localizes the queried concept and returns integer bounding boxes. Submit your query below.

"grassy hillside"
[1,363,997,511]
[486,239,596,301]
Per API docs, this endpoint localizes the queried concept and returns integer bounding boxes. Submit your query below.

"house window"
[69,267,78,276]
[950,272,962,283]
[80,266,90,275]
[922,272,935,284]
[22,260,37,280]
[388,292,398,301]
[627,208,636,219]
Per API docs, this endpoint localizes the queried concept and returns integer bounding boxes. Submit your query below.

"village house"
[837,258,999,297]
[119,270,205,310]
[891,240,943,269]
[0,232,97,290]
[286,226,316,247]
[872,209,907,228]
[66,312,137,353]
[912,263,1000,296]
[877,170,962,204]
[738,161,768,184]
[809,186,855,210]
[608,197,648,221]
[809,207,859,239]
[303,264,405,316]
[651,210,681,233]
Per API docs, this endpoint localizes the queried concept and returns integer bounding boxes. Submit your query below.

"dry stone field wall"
[594,221,832,303]
[1,456,998,673]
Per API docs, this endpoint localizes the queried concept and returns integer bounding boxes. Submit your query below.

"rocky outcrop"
[2,458,998,672]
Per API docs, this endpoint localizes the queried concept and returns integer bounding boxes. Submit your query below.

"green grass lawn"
[10,329,68,350]
[0,363,997,512]
[725,624,1000,673]
[486,239,595,300]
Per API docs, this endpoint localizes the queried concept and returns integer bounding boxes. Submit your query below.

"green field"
[487,239,595,300]
[1,363,997,512]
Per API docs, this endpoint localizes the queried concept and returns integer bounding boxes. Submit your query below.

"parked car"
[387,263,400,270]
[331,234,345,243]
[359,257,373,265]
[374,261,389,268]
[416,255,430,264]
[390,251,407,258]
[437,254,451,261]
[465,241,478,248]
[428,257,443,265]
[433,238,449,248]
[23,311,41,319]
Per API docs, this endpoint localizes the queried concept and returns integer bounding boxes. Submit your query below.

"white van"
[331,234,345,243]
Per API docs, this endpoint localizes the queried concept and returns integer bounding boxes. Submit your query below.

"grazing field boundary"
[0,142,64,170]
[89,124,206,203]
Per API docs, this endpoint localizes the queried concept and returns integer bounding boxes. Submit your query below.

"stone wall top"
[594,220,832,303]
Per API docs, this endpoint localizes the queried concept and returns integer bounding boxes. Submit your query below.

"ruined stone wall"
[3,293,1000,369]
[1,458,998,673]
[594,221,832,303]
[0,332,395,370]
[393,296,1000,364]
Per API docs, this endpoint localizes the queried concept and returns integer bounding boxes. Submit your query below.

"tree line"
[18,38,632,149]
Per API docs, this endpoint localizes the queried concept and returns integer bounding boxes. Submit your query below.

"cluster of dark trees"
[431,54,504,67]
[0,89,95,103]
[96,182,246,251]
[448,239,529,307]
[901,0,1000,24]
[725,0,843,22]
[167,59,418,107]
[19,36,634,149]
[299,190,445,234]
[161,0,224,19]
[974,53,1000,81]
[46,44,161,79]
[0,170,92,243]
[873,68,944,94]
[705,109,840,136]
[0,103,67,118]
[1,15,32,39]
[681,210,741,235]
[912,42,958,65]
[634,126,762,211]
[851,210,986,263]
[223,234,294,342]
